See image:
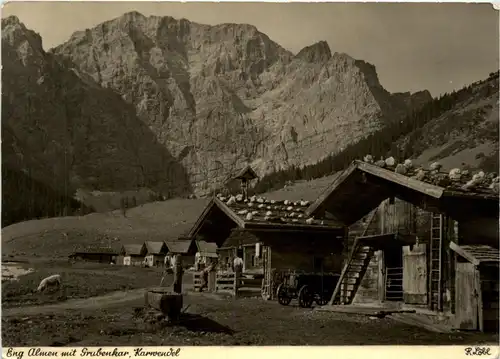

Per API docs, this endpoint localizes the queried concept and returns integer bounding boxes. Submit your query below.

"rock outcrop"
[2,15,192,196]
[4,13,432,197]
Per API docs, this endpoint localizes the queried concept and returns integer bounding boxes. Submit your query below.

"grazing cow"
[37,274,62,292]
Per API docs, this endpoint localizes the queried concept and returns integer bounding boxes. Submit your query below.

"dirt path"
[2,288,147,317]
[2,284,204,317]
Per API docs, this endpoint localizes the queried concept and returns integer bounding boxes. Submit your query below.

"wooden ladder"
[429,213,444,311]
[329,210,378,305]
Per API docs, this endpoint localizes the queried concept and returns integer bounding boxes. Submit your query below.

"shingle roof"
[165,240,192,254]
[233,165,258,181]
[306,160,500,225]
[73,245,119,255]
[350,159,498,198]
[450,242,500,265]
[196,240,218,256]
[144,241,167,255]
[121,244,143,256]
[216,194,342,228]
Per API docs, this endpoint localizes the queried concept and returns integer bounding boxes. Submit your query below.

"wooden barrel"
[145,288,183,321]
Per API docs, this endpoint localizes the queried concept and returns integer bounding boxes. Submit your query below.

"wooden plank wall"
[352,253,380,304]
[380,198,416,235]
[402,244,427,304]
[243,245,262,271]
[455,261,479,330]
[480,264,500,332]
[221,230,344,274]
[267,232,344,273]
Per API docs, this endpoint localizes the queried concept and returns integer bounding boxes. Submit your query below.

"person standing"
[233,249,244,293]
[195,252,201,271]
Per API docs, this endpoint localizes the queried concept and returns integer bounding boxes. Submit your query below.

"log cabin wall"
[242,244,263,272]
[223,230,344,273]
[220,229,344,274]
[266,234,344,274]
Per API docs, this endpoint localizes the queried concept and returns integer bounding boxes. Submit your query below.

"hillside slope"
[52,11,431,194]
[398,73,499,172]
[1,175,335,258]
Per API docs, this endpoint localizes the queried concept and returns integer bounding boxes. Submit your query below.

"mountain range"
[2,12,498,227]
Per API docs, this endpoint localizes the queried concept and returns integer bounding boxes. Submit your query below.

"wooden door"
[261,246,272,300]
[403,244,428,304]
[455,262,479,330]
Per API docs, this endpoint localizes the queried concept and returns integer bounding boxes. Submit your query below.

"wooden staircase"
[329,210,378,305]
[429,213,444,311]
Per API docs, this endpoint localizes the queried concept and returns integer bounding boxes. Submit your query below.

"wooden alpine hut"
[305,159,499,332]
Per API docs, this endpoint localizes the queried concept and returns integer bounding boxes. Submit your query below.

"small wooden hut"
[195,240,219,268]
[164,239,197,268]
[144,241,169,267]
[120,244,145,266]
[450,243,499,332]
[69,245,119,264]
[188,194,346,299]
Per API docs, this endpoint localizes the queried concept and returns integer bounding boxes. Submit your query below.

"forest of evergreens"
[2,166,94,227]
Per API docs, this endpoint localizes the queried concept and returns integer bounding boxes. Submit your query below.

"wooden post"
[377,250,386,302]
[173,254,183,294]
[234,266,242,297]
[208,271,216,292]
[475,266,484,332]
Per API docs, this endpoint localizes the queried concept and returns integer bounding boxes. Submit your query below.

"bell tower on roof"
[228,165,259,200]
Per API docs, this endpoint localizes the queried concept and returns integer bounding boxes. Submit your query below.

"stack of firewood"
[362,155,499,194]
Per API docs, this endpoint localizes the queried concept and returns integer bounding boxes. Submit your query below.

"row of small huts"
[69,239,218,268]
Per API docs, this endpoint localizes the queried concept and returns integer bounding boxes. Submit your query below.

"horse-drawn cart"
[276,271,340,308]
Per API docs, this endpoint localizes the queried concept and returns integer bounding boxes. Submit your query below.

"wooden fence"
[192,271,262,296]
[216,272,237,294]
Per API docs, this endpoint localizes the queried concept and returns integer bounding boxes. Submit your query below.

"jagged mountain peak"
[296,40,332,63]
[2,15,43,47]
[2,16,46,70]
[5,15,434,200]
[2,15,22,27]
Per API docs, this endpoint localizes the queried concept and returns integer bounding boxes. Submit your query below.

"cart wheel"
[298,285,313,308]
[315,295,329,306]
[277,283,291,306]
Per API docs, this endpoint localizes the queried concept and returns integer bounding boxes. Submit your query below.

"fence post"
[234,271,241,297]
[173,254,183,294]
[208,271,216,292]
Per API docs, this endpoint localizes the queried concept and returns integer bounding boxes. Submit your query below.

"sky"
[2,2,499,97]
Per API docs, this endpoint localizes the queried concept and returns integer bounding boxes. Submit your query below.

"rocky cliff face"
[4,13,432,197]
[2,16,192,196]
